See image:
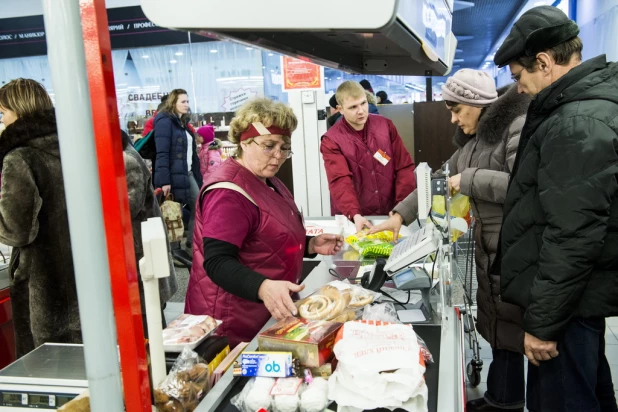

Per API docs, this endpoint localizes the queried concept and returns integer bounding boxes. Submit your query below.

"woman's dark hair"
[120,130,131,150]
[516,36,583,72]
[444,100,459,108]
[376,91,388,101]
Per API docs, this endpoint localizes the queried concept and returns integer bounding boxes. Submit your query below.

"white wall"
[577,0,618,25]
[0,0,142,19]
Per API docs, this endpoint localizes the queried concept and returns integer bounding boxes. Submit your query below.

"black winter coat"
[0,110,79,357]
[497,55,618,341]
[153,112,202,203]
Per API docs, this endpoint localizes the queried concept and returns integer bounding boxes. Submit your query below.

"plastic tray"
[162,317,222,352]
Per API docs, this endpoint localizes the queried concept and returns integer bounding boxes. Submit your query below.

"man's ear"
[536,52,553,75]
[336,105,343,111]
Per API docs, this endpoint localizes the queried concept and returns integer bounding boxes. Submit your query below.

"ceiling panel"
[452,0,526,69]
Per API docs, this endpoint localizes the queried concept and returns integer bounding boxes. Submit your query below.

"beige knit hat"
[441,69,498,107]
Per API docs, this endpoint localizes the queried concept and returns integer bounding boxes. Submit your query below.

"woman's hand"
[162,185,172,196]
[368,211,404,241]
[309,234,344,256]
[449,174,462,193]
[258,280,305,320]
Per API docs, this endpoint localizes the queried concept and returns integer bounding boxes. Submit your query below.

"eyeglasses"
[250,140,294,159]
[510,68,525,83]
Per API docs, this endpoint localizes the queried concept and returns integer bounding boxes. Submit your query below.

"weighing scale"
[0,344,88,410]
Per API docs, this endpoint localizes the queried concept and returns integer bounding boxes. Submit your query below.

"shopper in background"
[373,69,531,412]
[0,79,78,357]
[321,80,416,232]
[121,130,178,335]
[492,6,618,411]
[153,88,203,250]
[376,91,392,104]
[327,94,342,129]
[359,79,379,114]
[142,94,168,137]
[185,98,343,347]
[197,124,223,181]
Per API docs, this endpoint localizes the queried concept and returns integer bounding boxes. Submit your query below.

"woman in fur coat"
[0,79,78,358]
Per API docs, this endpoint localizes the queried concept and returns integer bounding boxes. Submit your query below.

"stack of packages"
[328,320,428,412]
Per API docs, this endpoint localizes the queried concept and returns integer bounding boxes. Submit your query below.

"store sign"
[0,7,212,59]
[221,88,257,112]
[282,56,322,91]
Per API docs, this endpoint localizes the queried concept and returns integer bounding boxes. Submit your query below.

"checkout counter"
[196,217,466,412]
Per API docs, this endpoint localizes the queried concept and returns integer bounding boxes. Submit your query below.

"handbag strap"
[201,182,257,206]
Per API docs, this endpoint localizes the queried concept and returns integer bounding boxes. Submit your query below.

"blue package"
[233,352,294,377]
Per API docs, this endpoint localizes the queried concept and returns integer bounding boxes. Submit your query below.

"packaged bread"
[295,281,380,322]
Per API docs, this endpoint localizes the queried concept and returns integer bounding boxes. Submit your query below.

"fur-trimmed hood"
[208,137,223,150]
[0,109,59,164]
[453,84,531,148]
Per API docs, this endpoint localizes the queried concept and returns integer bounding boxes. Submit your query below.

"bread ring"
[299,295,332,320]
[348,290,374,308]
[325,290,351,321]
[319,285,342,300]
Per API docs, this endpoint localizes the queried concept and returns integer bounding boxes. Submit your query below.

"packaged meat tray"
[162,314,222,352]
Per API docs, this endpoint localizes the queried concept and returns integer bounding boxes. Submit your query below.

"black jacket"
[497,55,618,341]
[153,112,202,203]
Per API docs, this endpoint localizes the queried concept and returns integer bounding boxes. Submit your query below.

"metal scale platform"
[0,344,87,410]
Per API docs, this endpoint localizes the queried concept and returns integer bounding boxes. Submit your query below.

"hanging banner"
[221,88,258,112]
[281,56,323,91]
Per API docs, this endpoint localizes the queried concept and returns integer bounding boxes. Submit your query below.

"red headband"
[240,122,291,141]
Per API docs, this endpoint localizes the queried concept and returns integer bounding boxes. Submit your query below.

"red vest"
[185,159,306,347]
[323,114,399,216]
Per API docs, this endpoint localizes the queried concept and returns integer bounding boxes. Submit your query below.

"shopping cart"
[454,215,483,388]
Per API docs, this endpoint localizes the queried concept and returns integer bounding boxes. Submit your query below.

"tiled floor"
[464,316,618,411]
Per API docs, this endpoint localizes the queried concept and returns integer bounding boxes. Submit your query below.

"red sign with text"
[282,56,322,91]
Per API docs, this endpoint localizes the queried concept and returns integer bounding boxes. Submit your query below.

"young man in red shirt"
[320,81,416,232]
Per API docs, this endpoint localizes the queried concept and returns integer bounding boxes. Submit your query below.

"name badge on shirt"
[373,149,391,166]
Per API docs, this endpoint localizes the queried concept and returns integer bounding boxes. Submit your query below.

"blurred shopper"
[360,79,379,114]
[492,6,618,411]
[121,130,178,335]
[0,79,78,357]
[142,94,168,137]
[153,89,203,250]
[373,69,531,412]
[376,91,392,104]
[321,81,416,232]
[327,94,342,129]
[197,124,223,181]
[185,98,343,347]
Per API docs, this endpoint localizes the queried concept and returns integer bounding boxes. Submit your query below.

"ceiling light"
[175,52,183,56]
[336,77,341,80]
[141,55,149,59]
[262,65,266,69]
[170,60,177,64]
[268,53,274,56]
[246,47,253,50]
[210,49,218,53]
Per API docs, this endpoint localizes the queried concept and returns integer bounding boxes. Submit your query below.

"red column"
[78,1,151,411]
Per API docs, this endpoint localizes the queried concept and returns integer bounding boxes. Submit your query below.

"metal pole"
[42,1,124,412]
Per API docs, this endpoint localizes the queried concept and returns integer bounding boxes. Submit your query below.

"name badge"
[373,149,391,166]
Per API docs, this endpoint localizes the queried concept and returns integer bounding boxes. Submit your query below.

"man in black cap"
[493,5,618,411]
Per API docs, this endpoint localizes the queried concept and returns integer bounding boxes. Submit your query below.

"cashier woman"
[185,98,343,348]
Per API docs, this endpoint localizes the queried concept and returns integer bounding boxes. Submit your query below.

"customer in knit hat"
[373,67,531,412]
[197,125,215,146]
[440,69,498,135]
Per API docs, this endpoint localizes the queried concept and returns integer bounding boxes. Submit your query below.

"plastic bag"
[232,377,319,412]
[154,347,210,412]
[431,193,470,241]
[345,229,397,258]
[361,303,434,363]
[231,377,275,412]
[295,280,381,322]
[345,229,399,245]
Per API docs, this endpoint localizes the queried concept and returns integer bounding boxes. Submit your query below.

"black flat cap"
[494,6,579,67]
[329,94,338,109]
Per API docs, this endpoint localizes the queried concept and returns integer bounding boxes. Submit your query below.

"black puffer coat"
[153,112,202,203]
[497,55,618,341]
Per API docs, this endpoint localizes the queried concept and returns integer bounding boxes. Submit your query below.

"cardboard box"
[258,317,343,368]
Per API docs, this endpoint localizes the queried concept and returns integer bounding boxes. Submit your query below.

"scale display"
[1,391,72,408]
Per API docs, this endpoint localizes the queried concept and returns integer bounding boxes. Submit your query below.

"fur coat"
[0,109,79,357]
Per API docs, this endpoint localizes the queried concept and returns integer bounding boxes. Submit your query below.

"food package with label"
[162,314,221,352]
[154,347,210,412]
[294,280,381,322]
[258,317,343,368]
[345,229,398,258]
[233,352,299,378]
